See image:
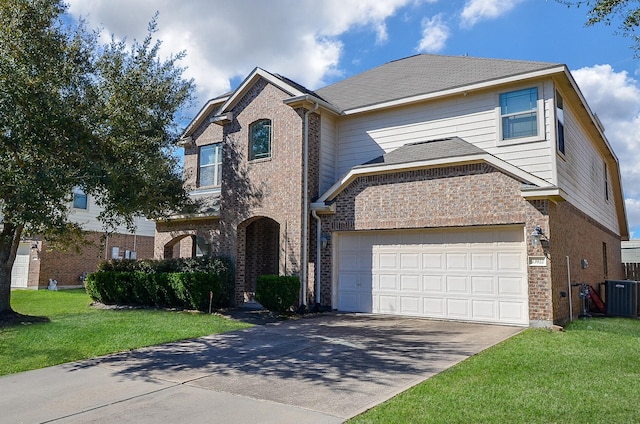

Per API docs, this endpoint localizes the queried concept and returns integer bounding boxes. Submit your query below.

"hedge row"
[255,275,300,313]
[86,257,235,311]
[85,272,231,311]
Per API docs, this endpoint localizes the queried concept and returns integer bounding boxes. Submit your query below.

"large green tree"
[0,0,194,317]
[561,1,640,54]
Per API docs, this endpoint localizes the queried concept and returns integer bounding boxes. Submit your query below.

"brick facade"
[155,78,320,306]
[318,164,555,324]
[30,231,154,289]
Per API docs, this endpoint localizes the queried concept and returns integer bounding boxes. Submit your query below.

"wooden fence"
[623,263,640,281]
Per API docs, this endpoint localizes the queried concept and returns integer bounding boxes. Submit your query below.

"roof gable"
[315,54,563,113]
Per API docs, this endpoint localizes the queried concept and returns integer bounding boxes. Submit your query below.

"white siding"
[555,98,619,234]
[68,195,155,236]
[319,113,337,193]
[334,81,555,183]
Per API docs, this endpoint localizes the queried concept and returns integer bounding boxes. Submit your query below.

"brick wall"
[549,200,624,324]
[36,231,154,288]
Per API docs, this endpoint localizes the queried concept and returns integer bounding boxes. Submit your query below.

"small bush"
[255,275,300,313]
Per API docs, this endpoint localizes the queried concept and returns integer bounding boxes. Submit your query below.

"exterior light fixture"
[321,234,330,249]
[530,226,550,258]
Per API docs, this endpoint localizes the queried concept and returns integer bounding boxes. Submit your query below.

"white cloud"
[66,0,412,106]
[416,14,450,53]
[460,0,526,28]
[573,65,640,233]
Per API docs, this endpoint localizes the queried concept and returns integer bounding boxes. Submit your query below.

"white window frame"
[249,119,272,161]
[497,85,545,145]
[556,90,566,157]
[198,143,222,188]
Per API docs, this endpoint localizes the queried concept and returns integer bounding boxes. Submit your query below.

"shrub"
[86,256,236,311]
[255,275,300,313]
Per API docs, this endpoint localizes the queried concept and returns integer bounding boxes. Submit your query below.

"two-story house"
[155,54,628,327]
[10,189,155,289]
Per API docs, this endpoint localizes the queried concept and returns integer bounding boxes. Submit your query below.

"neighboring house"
[621,240,640,263]
[155,54,628,327]
[10,188,155,289]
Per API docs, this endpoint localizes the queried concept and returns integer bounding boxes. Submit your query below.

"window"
[72,187,88,209]
[249,119,272,160]
[500,87,539,140]
[199,143,222,187]
[604,161,609,201]
[602,242,608,278]
[556,91,565,155]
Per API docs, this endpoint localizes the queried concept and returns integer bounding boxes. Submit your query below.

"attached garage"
[335,226,529,326]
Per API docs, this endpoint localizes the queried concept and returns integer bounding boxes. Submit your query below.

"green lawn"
[0,289,251,376]
[349,317,640,423]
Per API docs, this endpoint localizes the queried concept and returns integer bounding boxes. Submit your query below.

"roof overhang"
[283,94,342,115]
[180,95,230,140]
[315,152,558,205]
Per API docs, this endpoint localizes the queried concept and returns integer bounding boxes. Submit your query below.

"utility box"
[605,280,638,317]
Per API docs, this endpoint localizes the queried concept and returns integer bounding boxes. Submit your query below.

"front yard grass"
[350,317,640,424]
[0,289,251,376]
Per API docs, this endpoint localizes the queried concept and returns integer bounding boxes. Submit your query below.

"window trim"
[198,143,222,188]
[249,119,272,161]
[497,85,545,145]
[604,160,610,202]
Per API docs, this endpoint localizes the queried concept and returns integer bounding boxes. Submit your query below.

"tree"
[560,1,640,55]
[0,0,194,317]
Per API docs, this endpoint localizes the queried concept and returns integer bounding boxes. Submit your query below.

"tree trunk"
[0,223,22,315]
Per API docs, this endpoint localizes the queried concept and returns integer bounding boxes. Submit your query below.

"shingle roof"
[315,54,562,112]
[355,137,485,169]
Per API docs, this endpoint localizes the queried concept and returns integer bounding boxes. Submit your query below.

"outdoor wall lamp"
[530,226,550,258]
[321,234,330,249]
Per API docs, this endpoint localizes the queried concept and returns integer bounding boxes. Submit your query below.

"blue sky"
[66,0,640,237]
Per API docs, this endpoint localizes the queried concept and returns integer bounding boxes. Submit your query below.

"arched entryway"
[163,235,211,259]
[238,217,280,302]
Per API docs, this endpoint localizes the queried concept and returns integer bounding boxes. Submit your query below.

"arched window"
[249,119,272,160]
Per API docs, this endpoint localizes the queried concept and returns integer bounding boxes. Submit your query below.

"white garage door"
[336,227,528,326]
[11,243,31,288]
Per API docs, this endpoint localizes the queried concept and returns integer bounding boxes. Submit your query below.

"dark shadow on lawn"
[0,311,50,328]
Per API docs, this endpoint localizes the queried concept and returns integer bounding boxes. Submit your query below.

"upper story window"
[199,143,222,187]
[604,161,609,201]
[249,119,272,160]
[72,187,88,209]
[556,91,565,155]
[500,87,539,141]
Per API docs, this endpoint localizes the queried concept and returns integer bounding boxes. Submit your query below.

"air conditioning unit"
[605,280,638,317]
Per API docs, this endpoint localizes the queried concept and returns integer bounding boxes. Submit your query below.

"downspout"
[312,210,322,307]
[301,102,319,309]
[567,256,573,322]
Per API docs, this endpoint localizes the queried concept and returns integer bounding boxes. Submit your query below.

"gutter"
[301,102,319,308]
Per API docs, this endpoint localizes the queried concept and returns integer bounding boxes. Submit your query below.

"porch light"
[530,226,550,258]
[321,234,330,249]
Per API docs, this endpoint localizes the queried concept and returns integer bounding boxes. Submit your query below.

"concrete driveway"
[0,314,521,423]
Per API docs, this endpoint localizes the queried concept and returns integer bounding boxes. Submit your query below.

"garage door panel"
[423,275,444,292]
[423,253,444,270]
[447,299,470,317]
[471,253,495,271]
[472,299,496,319]
[498,277,525,296]
[424,297,445,315]
[497,252,524,271]
[400,274,420,291]
[337,227,528,325]
[446,276,468,293]
[446,253,467,270]
[400,253,420,269]
[471,276,495,294]
[379,274,398,290]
